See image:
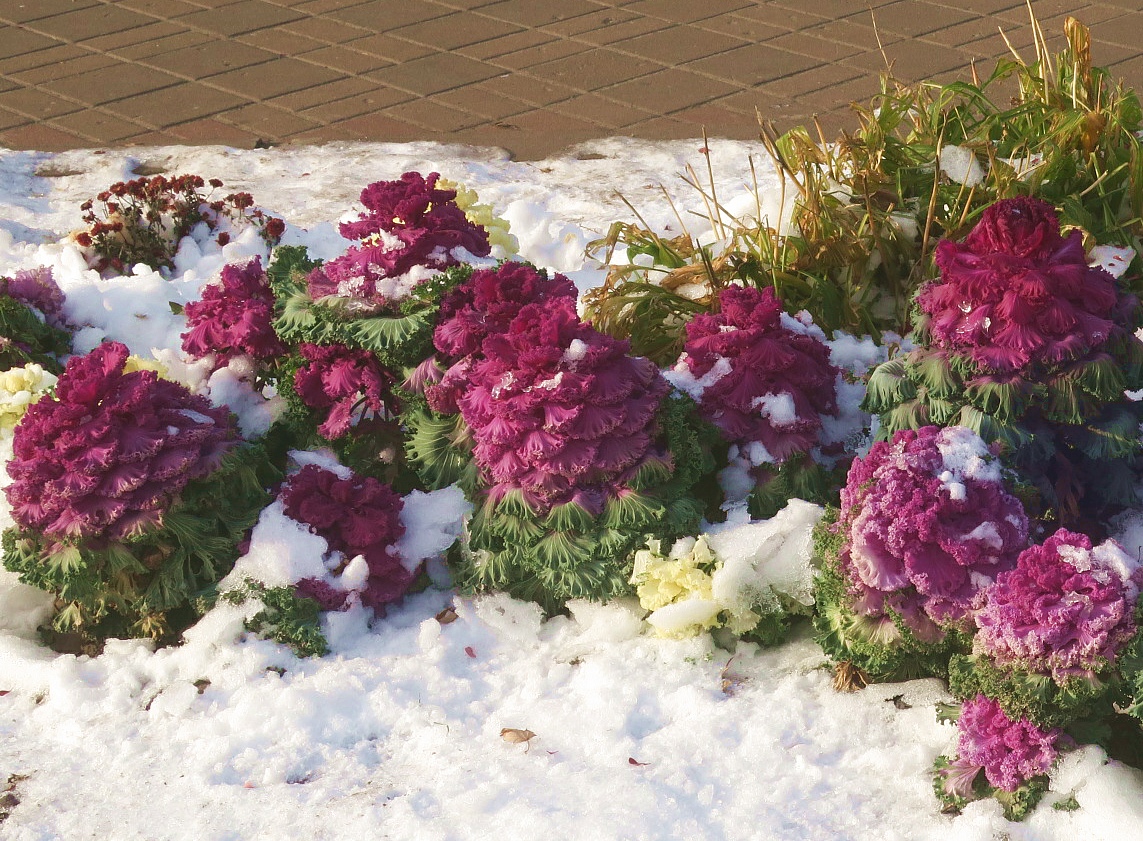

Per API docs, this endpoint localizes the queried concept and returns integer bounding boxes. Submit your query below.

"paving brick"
[477,0,601,27]
[82,20,188,51]
[1088,13,1143,49]
[367,51,501,95]
[0,106,31,131]
[166,117,262,146]
[269,75,378,108]
[281,17,369,44]
[431,83,533,120]
[547,91,653,127]
[207,57,342,98]
[298,88,407,121]
[493,106,605,136]
[45,63,184,106]
[0,122,88,150]
[50,109,152,143]
[723,4,827,30]
[0,42,84,74]
[803,18,901,51]
[0,26,65,58]
[477,72,577,106]
[843,36,971,78]
[0,0,99,25]
[761,62,864,99]
[104,82,249,124]
[25,5,153,42]
[572,16,670,45]
[327,0,452,31]
[624,115,706,140]
[216,102,321,136]
[340,32,435,61]
[122,129,185,145]
[539,8,641,37]
[624,0,753,24]
[457,29,554,60]
[686,43,821,85]
[115,0,202,19]
[0,88,83,119]
[390,12,521,50]
[611,26,749,66]
[237,28,325,55]
[767,31,867,62]
[313,111,428,142]
[600,68,738,113]
[178,1,306,37]
[11,52,119,85]
[491,39,593,72]
[299,44,392,74]
[691,13,786,43]
[291,0,371,13]
[143,39,278,79]
[526,49,662,91]
[113,30,213,59]
[383,97,490,132]
[934,0,1022,12]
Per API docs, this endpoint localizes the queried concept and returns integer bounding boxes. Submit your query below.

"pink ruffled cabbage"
[456,296,669,514]
[974,529,1142,680]
[838,425,1029,636]
[280,464,410,611]
[307,172,491,306]
[940,694,1061,795]
[680,284,838,460]
[5,267,67,328]
[6,341,235,542]
[293,342,396,440]
[427,262,577,414]
[920,197,1125,373]
[181,257,286,366]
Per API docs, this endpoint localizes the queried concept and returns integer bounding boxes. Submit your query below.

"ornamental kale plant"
[865,197,1143,527]
[814,425,1029,684]
[671,284,841,517]
[280,464,412,612]
[404,261,718,611]
[290,342,398,441]
[305,171,491,310]
[77,174,284,275]
[2,341,275,644]
[0,267,71,372]
[181,256,286,369]
[949,529,1142,729]
[934,694,1063,820]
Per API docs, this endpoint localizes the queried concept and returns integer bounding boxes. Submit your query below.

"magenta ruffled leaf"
[954,694,1061,792]
[293,342,397,440]
[182,257,286,367]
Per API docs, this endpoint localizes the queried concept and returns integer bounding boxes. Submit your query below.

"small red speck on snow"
[698,146,710,155]
[628,757,649,767]
[464,646,476,658]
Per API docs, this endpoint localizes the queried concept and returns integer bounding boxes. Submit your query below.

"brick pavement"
[0,0,1140,159]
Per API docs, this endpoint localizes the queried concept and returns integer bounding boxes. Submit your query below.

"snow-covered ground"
[0,139,1141,840]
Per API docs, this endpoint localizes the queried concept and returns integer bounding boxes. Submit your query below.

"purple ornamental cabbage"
[920,197,1125,373]
[457,296,669,514]
[427,262,578,414]
[940,694,1062,795]
[281,464,410,611]
[293,342,396,439]
[6,341,235,542]
[181,257,286,366]
[4,267,67,328]
[838,425,1029,637]
[307,172,491,307]
[974,529,1142,680]
[680,284,838,460]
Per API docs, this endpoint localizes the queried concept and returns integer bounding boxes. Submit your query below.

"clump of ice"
[939,145,986,187]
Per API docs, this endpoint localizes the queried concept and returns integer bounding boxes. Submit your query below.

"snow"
[0,137,1139,840]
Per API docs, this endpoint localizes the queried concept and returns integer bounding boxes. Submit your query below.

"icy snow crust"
[0,139,1138,839]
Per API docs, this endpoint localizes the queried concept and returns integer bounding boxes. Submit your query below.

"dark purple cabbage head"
[281,464,410,611]
[921,197,1127,373]
[457,295,669,513]
[838,425,1029,636]
[4,267,67,328]
[434,262,578,360]
[940,694,1062,795]
[680,284,838,461]
[6,341,236,542]
[181,257,286,367]
[306,172,491,307]
[974,529,1142,680]
[293,342,396,440]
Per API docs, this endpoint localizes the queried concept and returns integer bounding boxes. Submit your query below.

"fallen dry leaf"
[464,646,476,658]
[628,757,649,767]
[435,606,458,625]
[500,728,536,746]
